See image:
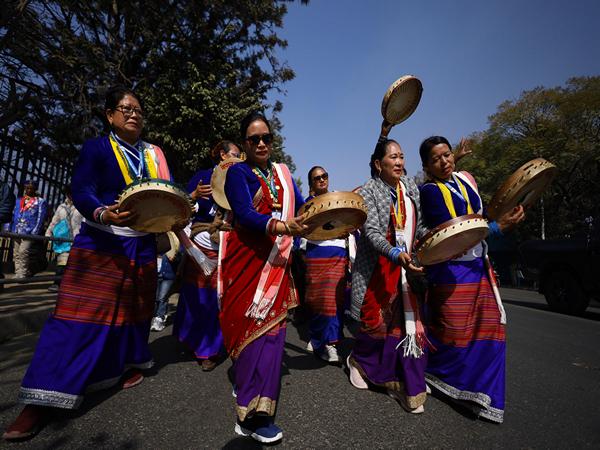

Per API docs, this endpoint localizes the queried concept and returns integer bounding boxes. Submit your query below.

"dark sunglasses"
[246,133,273,145]
[312,173,329,182]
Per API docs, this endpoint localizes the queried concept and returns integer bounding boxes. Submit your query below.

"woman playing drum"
[300,166,353,363]
[347,139,429,414]
[170,140,241,371]
[418,136,524,423]
[218,112,307,443]
[3,86,172,441]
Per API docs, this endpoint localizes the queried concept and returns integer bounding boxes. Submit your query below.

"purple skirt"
[172,260,223,360]
[426,257,506,423]
[352,332,428,409]
[232,323,286,421]
[18,223,156,409]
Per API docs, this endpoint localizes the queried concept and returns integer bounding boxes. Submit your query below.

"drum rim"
[298,191,367,216]
[487,158,557,220]
[299,191,367,240]
[120,177,188,192]
[211,157,244,210]
[117,179,193,233]
[381,75,423,125]
[415,214,486,251]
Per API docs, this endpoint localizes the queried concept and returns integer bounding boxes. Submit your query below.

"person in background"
[10,180,47,279]
[151,231,181,332]
[0,182,16,291]
[172,140,241,371]
[44,186,83,292]
[300,166,351,363]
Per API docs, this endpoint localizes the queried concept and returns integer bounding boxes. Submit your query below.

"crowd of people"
[0,180,83,291]
[2,86,525,444]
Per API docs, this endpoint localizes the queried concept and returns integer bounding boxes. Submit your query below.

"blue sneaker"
[234,416,283,443]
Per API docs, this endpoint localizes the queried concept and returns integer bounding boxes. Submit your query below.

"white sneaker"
[347,355,368,389]
[316,344,339,363]
[150,317,165,332]
[306,341,314,353]
[324,345,339,363]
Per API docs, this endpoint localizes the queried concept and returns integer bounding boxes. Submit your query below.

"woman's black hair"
[104,85,142,111]
[369,139,400,178]
[307,166,326,187]
[419,136,452,166]
[239,111,271,140]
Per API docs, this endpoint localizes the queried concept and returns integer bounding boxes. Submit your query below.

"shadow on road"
[503,299,600,322]
[148,334,196,371]
[222,436,265,449]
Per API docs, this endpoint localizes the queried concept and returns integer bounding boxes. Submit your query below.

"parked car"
[519,223,599,315]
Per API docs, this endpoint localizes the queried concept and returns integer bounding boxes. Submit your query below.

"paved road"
[1,289,599,449]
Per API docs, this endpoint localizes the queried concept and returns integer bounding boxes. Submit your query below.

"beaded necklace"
[252,164,281,209]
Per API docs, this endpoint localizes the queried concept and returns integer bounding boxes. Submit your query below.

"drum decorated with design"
[118,178,193,233]
[298,191,367,240]
[487,158,557,221]
[415,214,489,265]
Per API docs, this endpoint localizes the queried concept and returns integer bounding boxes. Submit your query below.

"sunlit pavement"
[1,288,599,448]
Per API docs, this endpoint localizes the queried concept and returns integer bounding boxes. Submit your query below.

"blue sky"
[268,0,600,193]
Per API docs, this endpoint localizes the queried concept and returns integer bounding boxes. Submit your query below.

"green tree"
[459,77,600,239]
[0,0,305,182]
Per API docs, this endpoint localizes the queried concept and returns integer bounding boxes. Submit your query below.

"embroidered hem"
[18,360,154,409]
[18,388,82,410]
[236,395,277,422]
[350,355,426,409]
[425,374,504,423]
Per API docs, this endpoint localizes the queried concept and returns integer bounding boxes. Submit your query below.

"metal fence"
[0,140,75,265]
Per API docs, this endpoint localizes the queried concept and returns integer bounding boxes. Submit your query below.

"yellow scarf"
[435,174,474,218]
[109,134,158,185]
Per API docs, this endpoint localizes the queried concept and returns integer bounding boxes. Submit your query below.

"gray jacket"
[349,175,425,320]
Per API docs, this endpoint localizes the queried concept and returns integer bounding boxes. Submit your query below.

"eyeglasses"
[114,105,144,119]
[312,173,329,182]
[246,133,273,145]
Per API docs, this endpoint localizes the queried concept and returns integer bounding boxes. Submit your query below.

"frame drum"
[415,214,489,265]
[118,179,193,233]
[487,158,557,221]
[210,157,244,210]
[379,75,423,139]
[298,191,367,240]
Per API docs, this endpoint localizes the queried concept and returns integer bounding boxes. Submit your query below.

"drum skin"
[415,214,489,265]
[381,75,423,125]
[118,179,193,233]
[298,191,367,240]
[487,158,557,221]
[210,157,243,210]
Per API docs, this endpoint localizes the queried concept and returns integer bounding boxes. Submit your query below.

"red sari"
[219,165,299,360]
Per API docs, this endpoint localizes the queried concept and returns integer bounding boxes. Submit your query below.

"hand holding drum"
[116,179,194,233]
[102,203,137,227]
